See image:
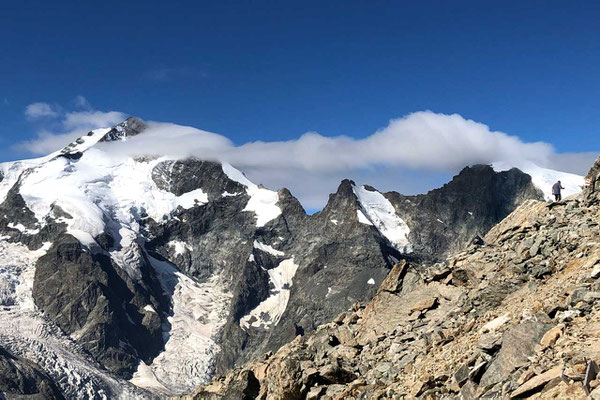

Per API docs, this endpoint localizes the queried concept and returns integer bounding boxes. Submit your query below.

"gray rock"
[32,235,166,377]
[454,362,471,386]
[477,333,502,354]
[98,117,146,143]
[0,346,65,400]
[479,320,552,387]
[569,287,591,305]
[584,292,600,304]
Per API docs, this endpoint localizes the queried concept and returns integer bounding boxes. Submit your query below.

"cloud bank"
[16,107,597,209]
[103,111,554,172]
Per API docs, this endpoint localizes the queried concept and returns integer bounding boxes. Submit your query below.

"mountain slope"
[0,118,577,397]
[182,155,600,400]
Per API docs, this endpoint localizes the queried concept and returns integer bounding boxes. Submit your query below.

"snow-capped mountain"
[0,118,581,398]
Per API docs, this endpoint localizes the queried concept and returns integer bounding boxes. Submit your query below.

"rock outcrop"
[585,155,600,204]
[32,235,166,377]
[0,346,65,400]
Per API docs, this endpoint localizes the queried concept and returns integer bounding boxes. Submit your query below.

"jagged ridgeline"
[183,156,600,400]
[0,118,586,399]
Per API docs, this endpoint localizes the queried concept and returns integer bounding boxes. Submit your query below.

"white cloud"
[19,97,125,155]
[542,152,599,175]
[17,110,127,155]
[73,95,92,110]
[17,109,596,210]
[108,111,554,172]
[63,110,126,130]
[101,111,560,208]
[17,129,89,155]
[24,102,59,119]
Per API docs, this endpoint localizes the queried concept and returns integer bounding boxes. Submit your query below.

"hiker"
[552,180,565,202]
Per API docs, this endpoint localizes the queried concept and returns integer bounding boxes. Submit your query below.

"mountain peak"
[99,117,147,143]
[55,117,146,158]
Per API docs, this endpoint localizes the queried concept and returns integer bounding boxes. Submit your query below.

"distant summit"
[99,116,147,142]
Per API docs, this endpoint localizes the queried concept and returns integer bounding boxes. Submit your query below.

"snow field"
[222,163,281,227]
[240,258,299,330]
[353,185,413,253]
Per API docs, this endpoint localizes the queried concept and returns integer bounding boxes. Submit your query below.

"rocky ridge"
[384,164,543,260]
[180,157,600,399]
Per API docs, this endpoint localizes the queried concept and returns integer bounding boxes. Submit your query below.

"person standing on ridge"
[552,180,565,202]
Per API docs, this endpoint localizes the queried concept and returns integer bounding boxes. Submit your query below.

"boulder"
[377,261,408,294]
[584,156,600,204]
[510,366,562,398]
[409,297,438,313]
[540,324,564,350]
[480,320,551,387]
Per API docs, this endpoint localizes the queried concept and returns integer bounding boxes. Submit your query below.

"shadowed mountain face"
[0,346,65,400]
[0,118,551,397]
[384,164,543,261]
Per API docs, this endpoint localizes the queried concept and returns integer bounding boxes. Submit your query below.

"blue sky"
[1,1,599,208]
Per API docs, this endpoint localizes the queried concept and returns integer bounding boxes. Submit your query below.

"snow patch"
[168,240,192,257]
[253,240,285,257]
[356,210,373,225]
[174,188,208,209]
[367,278,375,285]
[130,361,169,394]
[222,163,281,227]
[7,223,40,235]
[353,185,413,253]
[240,258,299,330]
[330,219,338,225]
[143,305,157,314]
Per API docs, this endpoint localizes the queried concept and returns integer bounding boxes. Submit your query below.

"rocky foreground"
[177,157,600,399]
